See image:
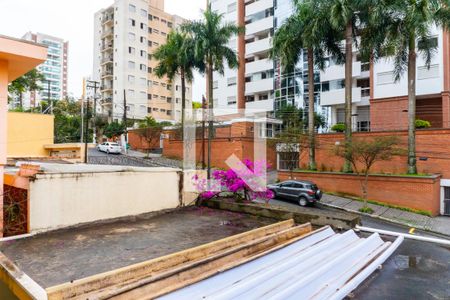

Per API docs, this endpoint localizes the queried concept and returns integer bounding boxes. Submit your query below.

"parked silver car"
[267,180,322,207]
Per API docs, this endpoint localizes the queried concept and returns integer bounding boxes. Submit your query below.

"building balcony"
[101,56,113,65]
[246,16,273,37]
[320,87,362,106]
[101,29,114,39]
[246,0,273,16]
[102,14,114,26]
[246,98,274,112]
[246,58,273,76]
[246,78,274,95]
[101,43,114,52]
[246,37,271,56]
[101,97,113,106]
[101,70,113,79]
[320,61,362,82]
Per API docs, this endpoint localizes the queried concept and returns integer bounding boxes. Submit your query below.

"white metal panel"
[320,87,362,106]
[320,62,362,82]
[159,227,402,300]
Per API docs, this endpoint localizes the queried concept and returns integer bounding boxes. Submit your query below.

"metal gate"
[444,187,450,216]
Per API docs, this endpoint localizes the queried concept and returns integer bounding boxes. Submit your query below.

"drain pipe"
[356,225,450,246]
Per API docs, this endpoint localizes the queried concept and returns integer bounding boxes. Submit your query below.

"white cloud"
[0,0,205,102]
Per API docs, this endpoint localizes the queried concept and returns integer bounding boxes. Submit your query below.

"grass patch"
[359,206,374,214]
[325,192,433,217]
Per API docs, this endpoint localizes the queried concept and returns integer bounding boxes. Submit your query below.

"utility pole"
[123,89,128,154]
[86,80,100,143]
[48,80,52,114]
[85,80,100,163]
[201,95,206,169]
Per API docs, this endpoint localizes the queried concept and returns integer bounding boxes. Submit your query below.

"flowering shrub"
[193,159,274,203]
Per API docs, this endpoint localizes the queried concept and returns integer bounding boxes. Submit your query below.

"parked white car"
[97,142,122,154]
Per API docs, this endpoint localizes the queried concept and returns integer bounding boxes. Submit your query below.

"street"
[266,197,450,299]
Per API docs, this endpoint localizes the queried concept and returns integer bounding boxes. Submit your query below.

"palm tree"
[365,0,450,174]
[272,0,343,171]
[153,30,197,139]
[324,0,363,172]
[183,5,242,178]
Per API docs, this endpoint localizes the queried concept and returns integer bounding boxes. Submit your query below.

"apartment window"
[128,61,135,69]
[148,94,152,100]
[148,67,152,73]
[227,96,237,105]
[245,95,255,102]
[153,107,159,111]
[154,16,160,21]
[128,75,135,83]
[167,97,172,103]
[176,98,180,103]
[153,42,159,47]
[148,14,153,21]
[213,81,219,89]
[153,81,159,86]
[128,89,135,97]
[168,22,173,28]
[148,40,152,47]
[129,18,135,27]
[140,64,146,71]
[377,71,395,85]
[418,64,439,80]
[129,4,136,12]
[153,29,160,34]
[259,94,269,100]
[140,23,145,30]
[128,47,135,55]
[148,80,152,87]
[161,32,167,37]
[161,109,166,113]
[148,27,153,34]
[227,2,237,13]
[227,77,237,86]
[161,19,167,24]
[153,94,159,99]
[128,32,136,42]
[161,83,166,87]
[167,110,172,116]
[140,92,147,99]
[161,96,166,101]
[148,107,152,113]
[167,84,172,90]
[140,77,146,86]
[140,9,147,17]
[140,50,146,57]
[140,36,146,43]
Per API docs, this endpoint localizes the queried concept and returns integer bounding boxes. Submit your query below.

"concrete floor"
[0,207,275,288]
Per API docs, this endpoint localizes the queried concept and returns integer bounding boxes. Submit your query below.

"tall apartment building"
[211,0,450,133]
[21,32,68,107]
[93,0,191,123]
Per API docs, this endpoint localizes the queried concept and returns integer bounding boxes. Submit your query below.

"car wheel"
[298,196,308,207]
[270,190,277,198]
[106,149,110,154]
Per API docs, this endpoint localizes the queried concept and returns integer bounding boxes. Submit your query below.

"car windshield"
[309,184,318,190]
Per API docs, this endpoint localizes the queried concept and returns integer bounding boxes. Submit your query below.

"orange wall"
[279,171,442,216]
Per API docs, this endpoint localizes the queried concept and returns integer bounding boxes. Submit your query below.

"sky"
[0,0,206,102]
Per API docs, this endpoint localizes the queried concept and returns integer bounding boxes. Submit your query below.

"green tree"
[8,69,45,109]
[365,0,450,174]
[335,136,400,212]
[272,0,342,171]
[104,121,126,139]
[52,99,83,143]
[182,5,243,178]
[138,116,159,129]
[153,30,199,138]
[324,0,363,172]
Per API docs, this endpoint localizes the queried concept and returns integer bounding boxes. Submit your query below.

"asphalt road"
[88,148,122,157]
[267,197,450,300]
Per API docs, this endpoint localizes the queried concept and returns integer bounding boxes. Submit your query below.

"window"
[418,64,439,80]
[128,47,135,55]
[227,77,237,86]
[153,94,159,99]
[167,97,172,103]
[227,2,237,13]
[161,32,167,37]
[153,42,159,47]
[148,67,152,73]
[227,96,237,105]
[129,4,136,12]
[153,81,159,86]
[213,81,218,89]
[129,18,135,27]
[128,32,136,41]
[154,16,160,21]
[153,29,160,34]
[128,89,135,97]
[128,75,135,83]
[140,64,146,71]
[377,71,395,85]
[140,36,146,43]
[167,110,172,116]
[148,80,152,87]
[148,14,153,21]
[278,152,299,171]
[161,19,167,24]
[148,27,153,34]
[128,61,135,69]
[148,94,152,100]
[140,9,147,17]
[168,22,173,28]
[140,50,146,57]
[140,23,145,30]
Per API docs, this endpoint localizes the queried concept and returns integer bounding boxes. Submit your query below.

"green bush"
[331,123,346,132]
[415,119,431,129]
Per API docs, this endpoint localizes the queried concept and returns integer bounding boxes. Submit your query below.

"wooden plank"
[46,220,296,299]
[108,224,314,300]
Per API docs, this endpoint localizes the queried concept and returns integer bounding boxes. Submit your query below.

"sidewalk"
[321,194,450,237]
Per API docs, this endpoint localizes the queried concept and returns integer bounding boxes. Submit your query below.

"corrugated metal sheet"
[159,227,402,300]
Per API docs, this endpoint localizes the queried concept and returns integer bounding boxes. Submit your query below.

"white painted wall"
[28,168,181,232]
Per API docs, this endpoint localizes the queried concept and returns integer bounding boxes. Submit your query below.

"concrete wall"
[7,112,54,158]
[28,168,181,232]
[279,171,442,216]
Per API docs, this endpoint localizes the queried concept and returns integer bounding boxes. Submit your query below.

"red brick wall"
[279,171,441,216]
[308,129,450,178]
[128,129,161,151]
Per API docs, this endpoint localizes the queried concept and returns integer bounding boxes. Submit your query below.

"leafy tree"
[272,0,342,171]
[182,5,243,178]
[138,116,159,129]
[104,121,126,139]
[153,30,199,138]
[364,0,450,174]
[8,69,45,109]
[335,136,400,212]
[52,99,84,143]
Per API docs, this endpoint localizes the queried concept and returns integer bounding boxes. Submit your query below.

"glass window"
[128,32,135,41]
[129,4,136,12]
[140,9,147,17]
[128,61,135,69]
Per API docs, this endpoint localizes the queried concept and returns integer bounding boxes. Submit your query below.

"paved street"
[263,197,450,299]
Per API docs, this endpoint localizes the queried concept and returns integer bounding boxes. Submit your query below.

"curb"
[320,202,450,239]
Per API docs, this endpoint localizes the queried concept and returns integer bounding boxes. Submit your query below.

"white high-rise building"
[93,0,192,123]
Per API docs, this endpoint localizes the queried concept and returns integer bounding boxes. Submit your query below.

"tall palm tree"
[153,30,197,138]
[272,0,343,171]
[365,0,450,174]
[183,5,242,178]
[324,0,363,172]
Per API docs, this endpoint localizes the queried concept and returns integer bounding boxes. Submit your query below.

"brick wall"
[128,129,161,151]
[279,171,442,216]
[307,129,450,178]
